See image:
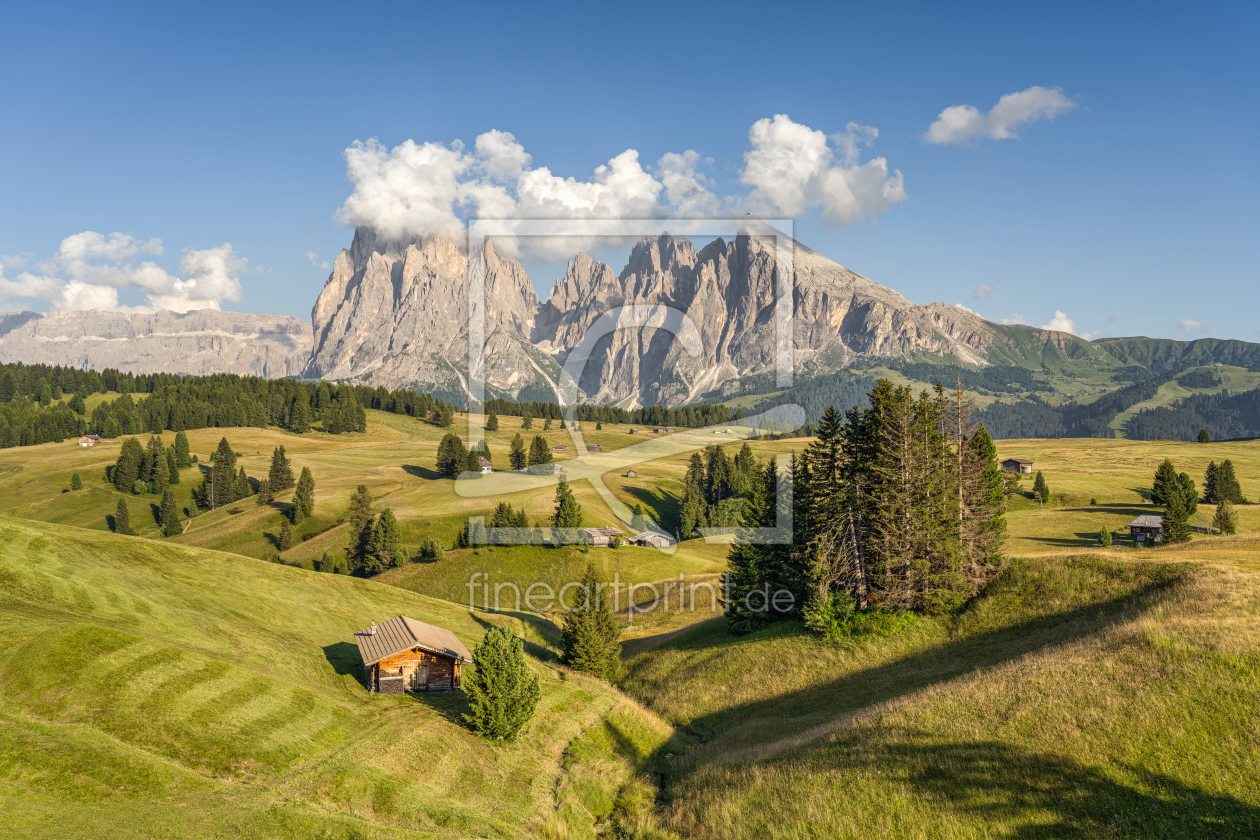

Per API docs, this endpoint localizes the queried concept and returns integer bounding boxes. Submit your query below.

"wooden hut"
[625,469,638,477]
[586,443,603,452]
[1001,458,1033,474]
[353,615,473,694]
[581,527,623,547]
[478,456,493,474]
[1128,515,1163,543]
[629,530,672,548]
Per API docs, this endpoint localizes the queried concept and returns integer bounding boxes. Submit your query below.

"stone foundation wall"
[378,675,405,695]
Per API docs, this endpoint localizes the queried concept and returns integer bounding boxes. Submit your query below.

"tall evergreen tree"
[560,563,622,679]
[290,397,310,433]
[680,452,709,537]
[1215,460,1243,504]
[268,446,294,491]
[1032,470,1050,506]
[257,477,272,505]
[278,519,292,551]
[1160,490,1191,544]
[345,483,375,568]
[552,477,582,529]
[1204,461,1220,504]
[70,472,82,490]
[152,452,169,496]
[527,435,552,466]
[364,508,404,572]
[521,412,533,430]
[293,466,315,520]
[1198,428,1211,443]
[1151,458,1178,506]
[174,430,191,468]
[159,490,180,537]
[166,449,180,485]
[462,626,540,741]
[1213,500,1237,535]
[236,466,250,500]
[113,437,144,492]
[1176,472,1198,516]
[436,432,469,477]
[114,497,132,535]
[486,412,499,431]
[509,433,527,470]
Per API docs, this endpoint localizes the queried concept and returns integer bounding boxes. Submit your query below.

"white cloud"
[972,282,998,300]
[1000,314,1028,325]
[1178,319,1205,333]
[953,302,976,314]
[1040,310,1078,334]
[306,251,330,270]
[925,86,1076,145]
[739,116,905,226]
[0,232,246,313]
[336,116,904,259]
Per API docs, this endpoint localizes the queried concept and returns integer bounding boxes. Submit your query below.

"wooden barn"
[629,530,672,548]
[625,469,638,477]
[1128,515,1163,543]
[581,526,623,547]
[353,615,472,695]
[586,443,603,452]
[1002,458,1034,474]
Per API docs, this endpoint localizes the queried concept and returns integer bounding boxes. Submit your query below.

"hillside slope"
[0,515,669,839]
[620,548,1260,838]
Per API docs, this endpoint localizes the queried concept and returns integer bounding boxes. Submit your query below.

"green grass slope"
[619,545,1260,839]
[0,515,669,840]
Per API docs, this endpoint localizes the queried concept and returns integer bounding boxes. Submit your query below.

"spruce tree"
[114,498,132,535]
[257,478,271,505]
[595,421,602,430]
[235,466,250,500]
[560,563,622,679]
[552,477,582,529]
[70,472,82,490]
[436,432,469,477]
[1213,500,1237,535]
[113,437,143,492]
[1098,527,1112,547]
[527,435,552,466]
[543,418,552,431]
[174,430,191,468]
[463,626,540,741]
[345,484,375,568]
[1151,458,1178,506]
[1160,490,1191,544]
[1198,428,1211,443]
[166,449,180,485]
[1177,472,1198,516]
[268,446,295,491]
[522,412,533,430]
[1032,471,1050,506]
[293,466,315,519]
[364,508,403,572]
[1204,461,1220,504]
[1216,460,1243,504]
[290,397,310,433]
[487,412,499,431]
[509,433,527,470]
[152,453,169,496]
[279,519,292,551]
[159,490,180,537]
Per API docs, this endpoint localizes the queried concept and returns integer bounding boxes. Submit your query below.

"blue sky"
[1,1,1255,342]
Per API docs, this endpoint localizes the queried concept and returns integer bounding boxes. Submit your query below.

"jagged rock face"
[307,227,1006,407]
[0,309,312,377]
[307,228,549,396]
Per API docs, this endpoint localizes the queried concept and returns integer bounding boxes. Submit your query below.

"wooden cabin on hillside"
[78,434,102,447]
[1128,515,1163,543]
[629,530,672,548]
[581,526,623,547]
[354,615,472,694]
[1002,458,1034,474]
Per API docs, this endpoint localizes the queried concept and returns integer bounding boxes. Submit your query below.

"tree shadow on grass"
[321,641,367,688]
[727,728,1260,838]
[663,572,1188,770]
[410,688,472,727]
[623,485,681,533]
[402,464,441,480]
[469,610,560,664]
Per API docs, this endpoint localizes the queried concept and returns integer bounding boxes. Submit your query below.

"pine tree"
[436,432,469,477]
[316,381,331,416]
[257,477,272,505]
[152,452,169,496]
[1032,471,1050,506]
[487,412,499,431]
[527,435,552,466]
[1098,527,1112,547]
[159,490,180,537]
[174,430,191,468]
[166,449,180,485]
[595,421,602,431]
[543,418,552,431]
[680,452,709,537]
[462,626,540,741]
[1177,472,1198,516]
[1216,460,1243,504]
[522,413,533,430]
[279,519,292,551]
[293,466,315,520]
[364,508,403,572]
[1213,500,1237,535]
[1160,490,1191,544]
[235,466,250,500]
[1198,428,1211,443]
[560,563,622,679]
[1151,458,1178,506]
[345,483,375,568]
[113,437,143,492]
[268,446,295,491]
[290,397,310,433]
[509,433,527,470]
[1204,461,1220,504]
[439,403,454,428]
[552,477,582,529]
[114,498,132,535]
[70,472,82,490]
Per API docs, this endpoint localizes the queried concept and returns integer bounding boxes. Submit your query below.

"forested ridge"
[1126,388,1260,441]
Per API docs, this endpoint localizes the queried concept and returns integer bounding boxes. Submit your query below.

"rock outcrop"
[0,309,313,377]
[305,226,1019,406]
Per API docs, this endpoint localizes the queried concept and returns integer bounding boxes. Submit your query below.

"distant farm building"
[665,426,677,433]
[554,445,567,451]
[582,526,623,547]
[78,434,102,447]
[629,530,672,548]
[354,615,473,694]
[528,462,565,476]
[629,428,637,434]
[625,469,638,478]
[1002,458,1034,474]
[1128,515,1163,543]
[478,456,493,474]
[586,444,603,452]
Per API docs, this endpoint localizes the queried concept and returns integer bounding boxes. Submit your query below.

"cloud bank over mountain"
[335,114,906,260]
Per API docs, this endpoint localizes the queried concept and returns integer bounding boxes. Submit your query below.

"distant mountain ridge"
[0,309,312,378]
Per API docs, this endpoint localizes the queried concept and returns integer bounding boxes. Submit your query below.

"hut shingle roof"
[353,615,473,666]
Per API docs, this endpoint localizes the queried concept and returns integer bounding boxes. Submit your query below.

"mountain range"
[5,228,1260,404]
